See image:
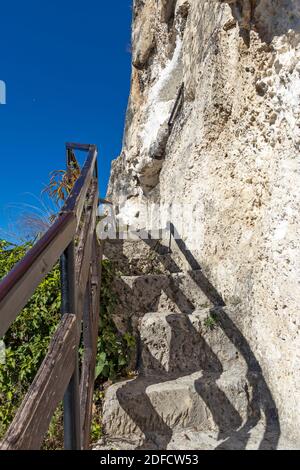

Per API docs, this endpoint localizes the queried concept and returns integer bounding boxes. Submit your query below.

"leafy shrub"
[95,259,135,381]
[0,240,61,438]
[0,241,135,447]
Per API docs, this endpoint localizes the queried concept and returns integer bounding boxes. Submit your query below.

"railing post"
[60,241,81,450]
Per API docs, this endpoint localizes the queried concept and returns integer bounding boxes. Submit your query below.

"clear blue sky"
[0,0,132,239]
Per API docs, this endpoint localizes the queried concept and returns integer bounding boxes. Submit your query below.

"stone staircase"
[95,237,297,450]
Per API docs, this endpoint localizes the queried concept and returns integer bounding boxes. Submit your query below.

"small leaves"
[0,246,135,446]
[204,312,219,331]
[43,154,81,205]
[95,260,136,382]
[0,242,61,438]
[95,352,107,379]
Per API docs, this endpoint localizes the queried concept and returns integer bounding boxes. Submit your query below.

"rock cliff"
[106,0,300,443]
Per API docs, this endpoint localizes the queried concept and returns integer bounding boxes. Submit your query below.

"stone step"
[95,424,299,450]
[98,306,285,450]
[167,426,300,451]
[111,272,225,333]
[100,369,258,446]
[103,237,192,276]
[138,310,247,376]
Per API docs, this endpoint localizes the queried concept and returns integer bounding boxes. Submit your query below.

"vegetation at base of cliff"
[0,242,135,449]
[0,159,135,448]
[96,259,135,381]
[0,240,61,439]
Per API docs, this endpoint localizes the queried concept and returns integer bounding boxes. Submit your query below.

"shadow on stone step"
[104,238,180,276]
[107,225,280,449]
[166,223,281,449]
[165,314,244,438]
[115,307,280,449]
[116,316,243,450]
[212,308,280,450]
[110,273,196,334]
[115,373,173,450]
[142,225,225,307]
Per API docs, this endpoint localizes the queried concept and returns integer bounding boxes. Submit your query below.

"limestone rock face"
[107,0,300,441]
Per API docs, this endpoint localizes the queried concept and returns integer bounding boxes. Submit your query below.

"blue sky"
[0,0,132,239]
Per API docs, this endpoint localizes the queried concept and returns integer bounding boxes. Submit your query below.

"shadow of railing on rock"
[165,223,281,449]
[115,312,243,450]
[103,222,280,449]
[108,276,248,448]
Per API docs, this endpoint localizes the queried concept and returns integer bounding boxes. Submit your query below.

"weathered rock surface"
[110,272,224,333]
[95,427,300,451]
[139,310,248,375]
[105,0,300,443]
[97,298,288,450]
[101,369,255,445]
[103,238,183,276]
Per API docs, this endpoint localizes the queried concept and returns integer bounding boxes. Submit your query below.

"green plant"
[0,157,135,447]
[43,405,64,450]
[91,420,102,442]
[0,156,81,443]
[43,152,80,205]
[204,312,219,331]
[91,390,103,443]
[95,259,135,382]
[0,240,61,438]
[0,242,135,447]
[0,240,31,275]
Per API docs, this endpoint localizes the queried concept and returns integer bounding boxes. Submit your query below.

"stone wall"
[107,0,300,441]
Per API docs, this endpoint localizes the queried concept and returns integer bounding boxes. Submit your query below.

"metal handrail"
[168,83,184,131]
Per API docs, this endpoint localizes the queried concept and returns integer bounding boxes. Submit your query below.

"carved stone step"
[103,237,187,275]
[95,424,299,450]
[101,369,258,446]
[138,310,247,376]
[98,305,287,450]
[111,272,225,333]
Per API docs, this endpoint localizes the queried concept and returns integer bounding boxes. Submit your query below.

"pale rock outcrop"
[106,0,300,443]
